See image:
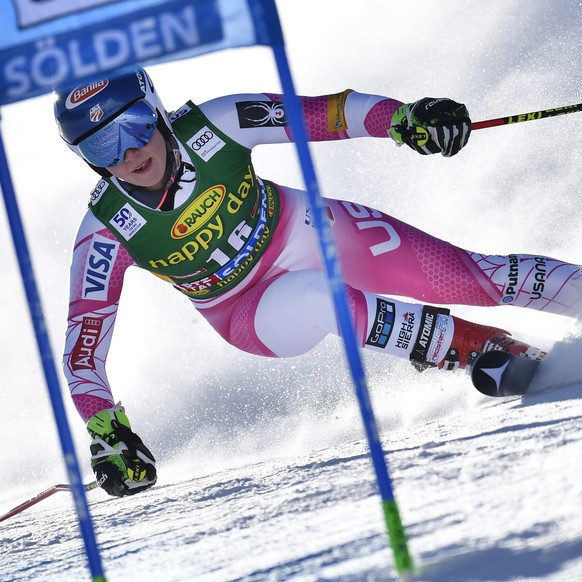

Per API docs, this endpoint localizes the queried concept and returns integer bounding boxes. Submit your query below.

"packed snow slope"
[2,347,582,581]
[1,1,582,580]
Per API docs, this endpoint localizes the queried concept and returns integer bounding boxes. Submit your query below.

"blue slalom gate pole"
[0,116,107,582]
[256,0,413,574]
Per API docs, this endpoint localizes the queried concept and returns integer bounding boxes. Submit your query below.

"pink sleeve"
[199,91,403,148]
[265,90,403,141]
[63,211,135,423]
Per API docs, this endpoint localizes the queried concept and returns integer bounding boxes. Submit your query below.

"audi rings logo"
[188,126,226,161]
[71,316,104,372]
[191,130,214,150]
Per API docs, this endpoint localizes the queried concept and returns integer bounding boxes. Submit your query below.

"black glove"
[87,405,157,497]
[390,97,471,156]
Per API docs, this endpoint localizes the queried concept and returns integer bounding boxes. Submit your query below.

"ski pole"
[266,4,414,576]
[472,102,582,130]
[0,481,98,523]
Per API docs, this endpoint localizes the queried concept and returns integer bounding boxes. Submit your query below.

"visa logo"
[82,234,119,301]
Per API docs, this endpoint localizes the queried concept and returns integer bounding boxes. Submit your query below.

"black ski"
[471,351,542,397]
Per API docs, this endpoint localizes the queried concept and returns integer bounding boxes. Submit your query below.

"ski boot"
[438,316,546,372]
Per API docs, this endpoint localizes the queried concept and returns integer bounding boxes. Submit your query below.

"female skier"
[54,66,580,497]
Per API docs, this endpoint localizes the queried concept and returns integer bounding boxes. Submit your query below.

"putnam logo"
[171,185,226,239]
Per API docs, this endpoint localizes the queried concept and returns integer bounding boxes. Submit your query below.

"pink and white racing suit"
[63,90,582,422]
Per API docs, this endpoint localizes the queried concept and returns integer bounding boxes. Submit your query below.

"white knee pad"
[255,271,336,357]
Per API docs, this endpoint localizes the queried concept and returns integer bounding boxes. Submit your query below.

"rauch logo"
[171,185,226,239]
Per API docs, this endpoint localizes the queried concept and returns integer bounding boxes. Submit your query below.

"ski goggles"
[76,99,158,167]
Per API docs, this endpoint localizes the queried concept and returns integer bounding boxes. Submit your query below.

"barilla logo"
[171,185,226,239]
[66,79,109,109]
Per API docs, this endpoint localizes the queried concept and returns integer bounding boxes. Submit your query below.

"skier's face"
[107,129,167,190]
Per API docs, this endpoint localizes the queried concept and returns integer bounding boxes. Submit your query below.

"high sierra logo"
[171,185,226,239]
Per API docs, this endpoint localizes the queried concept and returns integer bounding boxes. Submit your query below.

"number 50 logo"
[109,203,147,241]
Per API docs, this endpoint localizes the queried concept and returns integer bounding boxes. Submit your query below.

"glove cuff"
[87,403,132,443]
[87,404,157,497]
[389,103,411,143]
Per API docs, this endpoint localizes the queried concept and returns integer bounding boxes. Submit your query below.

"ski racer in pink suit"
[54,66,581,497]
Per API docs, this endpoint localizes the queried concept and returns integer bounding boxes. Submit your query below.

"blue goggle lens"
[78,100,158,167]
